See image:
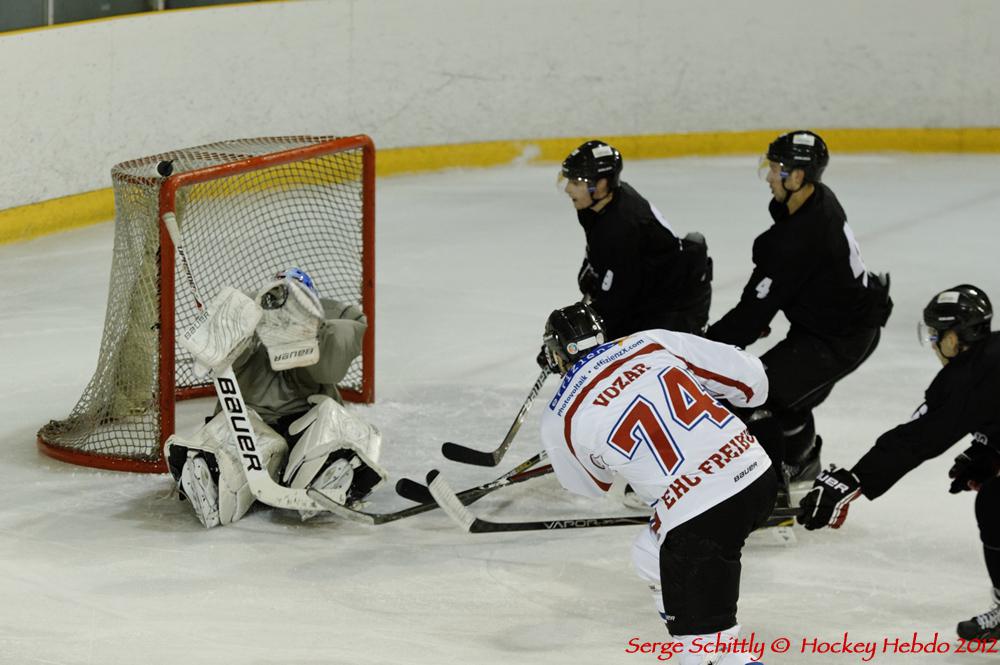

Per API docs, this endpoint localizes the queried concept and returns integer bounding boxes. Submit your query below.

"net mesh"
[38,136,373,470]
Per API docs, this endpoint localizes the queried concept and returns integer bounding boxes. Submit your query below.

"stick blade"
[395,477,433,504]
[426,470,477,532]
[305,488,375,525]
[441,441,500,466]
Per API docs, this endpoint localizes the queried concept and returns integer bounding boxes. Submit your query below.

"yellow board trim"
[0,189,115,245]
[378,127,1000,176]
[0,0,289,38]
[4,127,1000,245]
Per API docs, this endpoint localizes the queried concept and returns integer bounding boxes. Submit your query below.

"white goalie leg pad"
[283,395,388,496]
[178,286,262,376]
[631,526,667,622]
[165,410,287,526]
[179,453,220,528]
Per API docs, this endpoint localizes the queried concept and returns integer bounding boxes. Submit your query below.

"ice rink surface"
[2,154,1000,665]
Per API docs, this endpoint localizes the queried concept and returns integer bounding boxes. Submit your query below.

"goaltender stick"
[538,302,775,665]
[165,268,387,528]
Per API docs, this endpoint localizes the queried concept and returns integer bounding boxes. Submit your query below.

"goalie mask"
[542,303,607,373]
[256,267,324,371]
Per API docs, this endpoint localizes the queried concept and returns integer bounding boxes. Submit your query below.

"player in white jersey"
[539,303,777,665]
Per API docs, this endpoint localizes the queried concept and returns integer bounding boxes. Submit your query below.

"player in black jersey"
[706,131,892,491]
[798,284,999,641]
[559,140,712,339]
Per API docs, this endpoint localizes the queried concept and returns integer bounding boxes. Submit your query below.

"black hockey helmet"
[765,130,829,182]
[561,140,623,189]
[542,303,607,372]
[921,284,993,345]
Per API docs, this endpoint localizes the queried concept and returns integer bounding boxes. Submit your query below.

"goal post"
[38,135,376,473]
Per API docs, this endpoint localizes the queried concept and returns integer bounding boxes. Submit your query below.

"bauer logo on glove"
[797,465,862,530]
[178,286,262,375]
[256,267,324,371]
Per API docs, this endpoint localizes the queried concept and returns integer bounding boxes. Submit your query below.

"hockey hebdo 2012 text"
[625,631,999,662]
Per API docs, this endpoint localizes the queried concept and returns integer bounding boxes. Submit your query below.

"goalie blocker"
[168,269,386,528]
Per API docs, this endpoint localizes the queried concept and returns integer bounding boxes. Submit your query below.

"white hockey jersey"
[540,330,772,540]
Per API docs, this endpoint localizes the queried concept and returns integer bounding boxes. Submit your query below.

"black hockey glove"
[948,443,1000,493]
[577,258,600,298]
[537,345,558,373]
[797,465,862,530]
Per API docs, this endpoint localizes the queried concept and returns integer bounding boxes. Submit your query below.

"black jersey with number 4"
[707,184,875,348]
[578,182,687,339]
[853,332,1000,499]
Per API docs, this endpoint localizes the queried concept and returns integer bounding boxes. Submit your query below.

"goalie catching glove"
[797,465,862,530]
[178,286,262,376]
[256,267,324,371]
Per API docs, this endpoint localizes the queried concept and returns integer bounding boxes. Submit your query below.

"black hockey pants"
[659,470,777,636]
[976,477,1000,589]
[756,325,880,465]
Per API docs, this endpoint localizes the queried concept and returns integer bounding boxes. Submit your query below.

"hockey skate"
[298,456,355,521]
[299,453,384,520]
[179,452,222,529]
[957,588,1000,640]
[784,436,823,501]
[622,484,652,510]
[769,465,794,518]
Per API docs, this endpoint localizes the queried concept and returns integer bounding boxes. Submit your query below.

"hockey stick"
[162,206,328,513]
[426,469,803,535]
[753,507,799,546]
[761,506,800,528]
[426,469,650,533]
[307,453,553,525]
[440,368,550,466]
[395,450,550,505]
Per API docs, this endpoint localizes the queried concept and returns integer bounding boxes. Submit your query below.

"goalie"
[164,268,386,528]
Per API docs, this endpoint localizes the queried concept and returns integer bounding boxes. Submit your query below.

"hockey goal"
[38,135,375,473]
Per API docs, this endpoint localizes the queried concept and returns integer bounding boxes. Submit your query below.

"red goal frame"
[38,135,375,473]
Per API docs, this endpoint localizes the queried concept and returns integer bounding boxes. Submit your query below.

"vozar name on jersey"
[541,330,772,539]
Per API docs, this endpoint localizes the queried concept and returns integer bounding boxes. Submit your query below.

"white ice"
[2,154,999,665]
